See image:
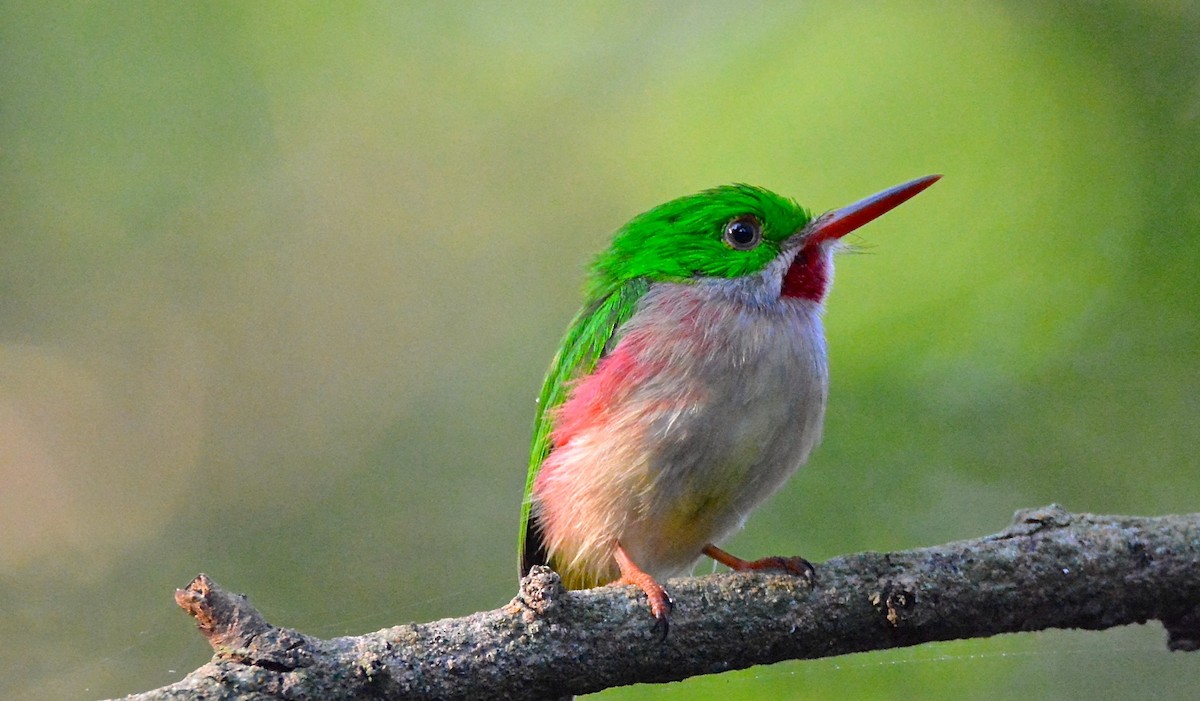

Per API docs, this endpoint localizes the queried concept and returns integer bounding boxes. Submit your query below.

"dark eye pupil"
[724,217,761,249]
[730,223,754,244]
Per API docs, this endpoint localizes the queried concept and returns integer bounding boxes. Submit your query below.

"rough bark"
[111,506,1200,700]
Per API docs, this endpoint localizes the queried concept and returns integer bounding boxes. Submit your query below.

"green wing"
[518,278,650,576]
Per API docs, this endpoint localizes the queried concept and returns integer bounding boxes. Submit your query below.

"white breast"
[532,257,833,586]
[612,279,829,577]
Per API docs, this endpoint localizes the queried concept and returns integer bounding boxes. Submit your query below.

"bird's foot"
[613,543,674,640]
[702,544,816,585]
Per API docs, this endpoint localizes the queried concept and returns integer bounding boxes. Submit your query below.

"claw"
[649,592,674,642]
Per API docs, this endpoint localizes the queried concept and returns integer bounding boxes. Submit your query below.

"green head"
[588,184,812,297]
[586,176,941,301]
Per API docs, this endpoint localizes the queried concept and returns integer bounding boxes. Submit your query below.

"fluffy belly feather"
[531,281,828,588]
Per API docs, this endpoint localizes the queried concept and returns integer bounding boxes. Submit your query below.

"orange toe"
[613,543,674,636]
[703,544,816,582]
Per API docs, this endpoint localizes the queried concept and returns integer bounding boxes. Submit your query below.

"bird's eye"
[723,216,762,250]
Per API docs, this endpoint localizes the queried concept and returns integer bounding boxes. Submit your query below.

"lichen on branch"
[112,506,1200,701]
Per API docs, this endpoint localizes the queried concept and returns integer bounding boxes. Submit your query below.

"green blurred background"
[2,1,1198,699]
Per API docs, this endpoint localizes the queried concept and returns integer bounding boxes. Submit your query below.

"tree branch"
[111,506,1200,700]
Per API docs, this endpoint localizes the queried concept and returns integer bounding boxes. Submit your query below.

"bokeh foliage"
[1,2,1197,699]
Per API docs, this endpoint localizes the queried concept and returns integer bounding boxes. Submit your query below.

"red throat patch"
[781,245,829,301]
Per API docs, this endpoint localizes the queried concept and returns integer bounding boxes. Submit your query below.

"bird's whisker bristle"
[836,238,876,255]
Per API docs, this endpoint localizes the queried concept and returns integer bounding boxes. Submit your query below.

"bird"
[518,175,940,632]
